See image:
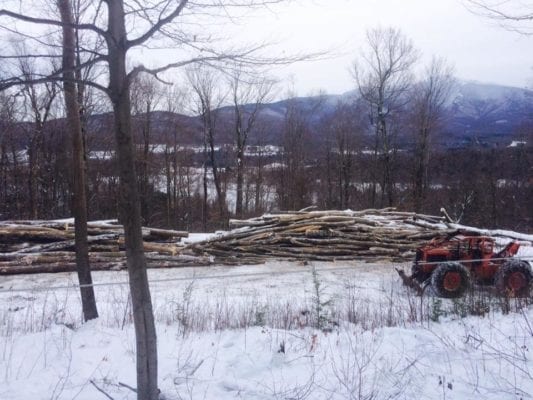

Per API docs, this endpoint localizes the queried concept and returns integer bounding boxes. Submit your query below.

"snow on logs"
[2,209,526,275]
[183,209,458,264]
[0,220,204,275]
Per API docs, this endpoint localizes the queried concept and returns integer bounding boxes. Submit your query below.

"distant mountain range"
[241,81,533,148]
[444,82,533,147]
[73,81,533,151]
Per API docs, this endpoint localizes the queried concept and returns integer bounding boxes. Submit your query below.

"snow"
[88,150,114,160]
[446,223,533,245]
[508,140,527,147]
[5,314,533,400]
[181,232,216,244]
[1,251,533,399]
[4,150,28,163]
[152,169,278,214]
[262,162,286,169]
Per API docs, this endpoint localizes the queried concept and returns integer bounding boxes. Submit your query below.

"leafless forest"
[0,7,532,238]
[0,64,531,233]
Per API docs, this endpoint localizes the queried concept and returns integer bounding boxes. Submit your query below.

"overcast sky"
[3,0,531,99]
[226,0,533,96]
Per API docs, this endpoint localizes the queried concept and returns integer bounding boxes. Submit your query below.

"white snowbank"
[1,257,533,399]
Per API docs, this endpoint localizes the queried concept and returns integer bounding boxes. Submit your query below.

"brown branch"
[89,380,115,400]
[0,56,109,94]
[126,0,189,49]
[465,0,533,21]
[0,54,62,59]
[127,51,248,81]
[0,9,108,39]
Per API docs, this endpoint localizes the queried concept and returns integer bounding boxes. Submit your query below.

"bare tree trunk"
[164,146,172,227]
[11,147,21,215]
[58,0,98,322]
[413,126,429,212]
[27,139,37,219]
[202,155,208,231]
[106,2,158,399]
[0,144,6,205]
[207,130,226,218]
[141,101,151,223]
[254,149,264,214]
[377,108,394,207]
[233,94,246,217]
[236,143,245,217]
[172,133,179,228]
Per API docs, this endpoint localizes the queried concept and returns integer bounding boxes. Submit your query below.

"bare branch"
[465,0,533,21]
[0,55,109,94]
[126,0,189,49]
[89,380,115,400]
[464,0,533,34]
[0,54,63,59]
[127,44,273,81]
[0,9,108,39]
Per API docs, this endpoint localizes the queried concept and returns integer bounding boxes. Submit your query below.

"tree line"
[1,29,531,233]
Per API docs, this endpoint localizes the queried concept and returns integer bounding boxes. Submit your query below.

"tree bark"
[106,2,158,399]
[58,0,98,322]
[207,125,226,218]
[141,100,152,223]
[235,130,244,217]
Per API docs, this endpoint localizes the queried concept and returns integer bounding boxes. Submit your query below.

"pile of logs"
[0,220,211,275]
[2,209,528,275]
[184,209,459,264]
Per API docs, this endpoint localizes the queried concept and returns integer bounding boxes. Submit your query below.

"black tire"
[431,262,470,298]
[495,260,532,297]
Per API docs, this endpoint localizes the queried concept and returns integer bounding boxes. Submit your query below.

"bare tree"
[410,57,454,212]
[57,0,98,321]
[0,90,17,215]
[278,92,323,211]
[16,57,58,219]
[130,75,162,223]
[160,85,190,229]
[353,27,419,207]
[322,99,367,209]
[229,69,274,217]
[187,66,227,225]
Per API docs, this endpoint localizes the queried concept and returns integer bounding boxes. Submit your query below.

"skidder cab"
[398,233,532,298]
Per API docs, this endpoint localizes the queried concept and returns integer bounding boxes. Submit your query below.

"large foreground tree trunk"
[58,0,98,321]
[106,2,158,399]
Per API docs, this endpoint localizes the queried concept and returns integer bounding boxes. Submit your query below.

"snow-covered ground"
[1,254,533,399]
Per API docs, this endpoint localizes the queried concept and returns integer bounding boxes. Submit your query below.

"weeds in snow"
[1,269,532,337]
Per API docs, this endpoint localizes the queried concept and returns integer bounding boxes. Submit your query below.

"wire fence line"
[0,256,532,294]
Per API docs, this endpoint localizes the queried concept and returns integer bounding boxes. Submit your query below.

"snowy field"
[1,252,533,399]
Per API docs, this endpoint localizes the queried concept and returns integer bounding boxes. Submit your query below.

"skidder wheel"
[496,260,532,297]
[431,262,470,298]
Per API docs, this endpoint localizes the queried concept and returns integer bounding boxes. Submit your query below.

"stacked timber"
[0,220,209,275]
[184,209,458,264]
[3,209,526,275]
